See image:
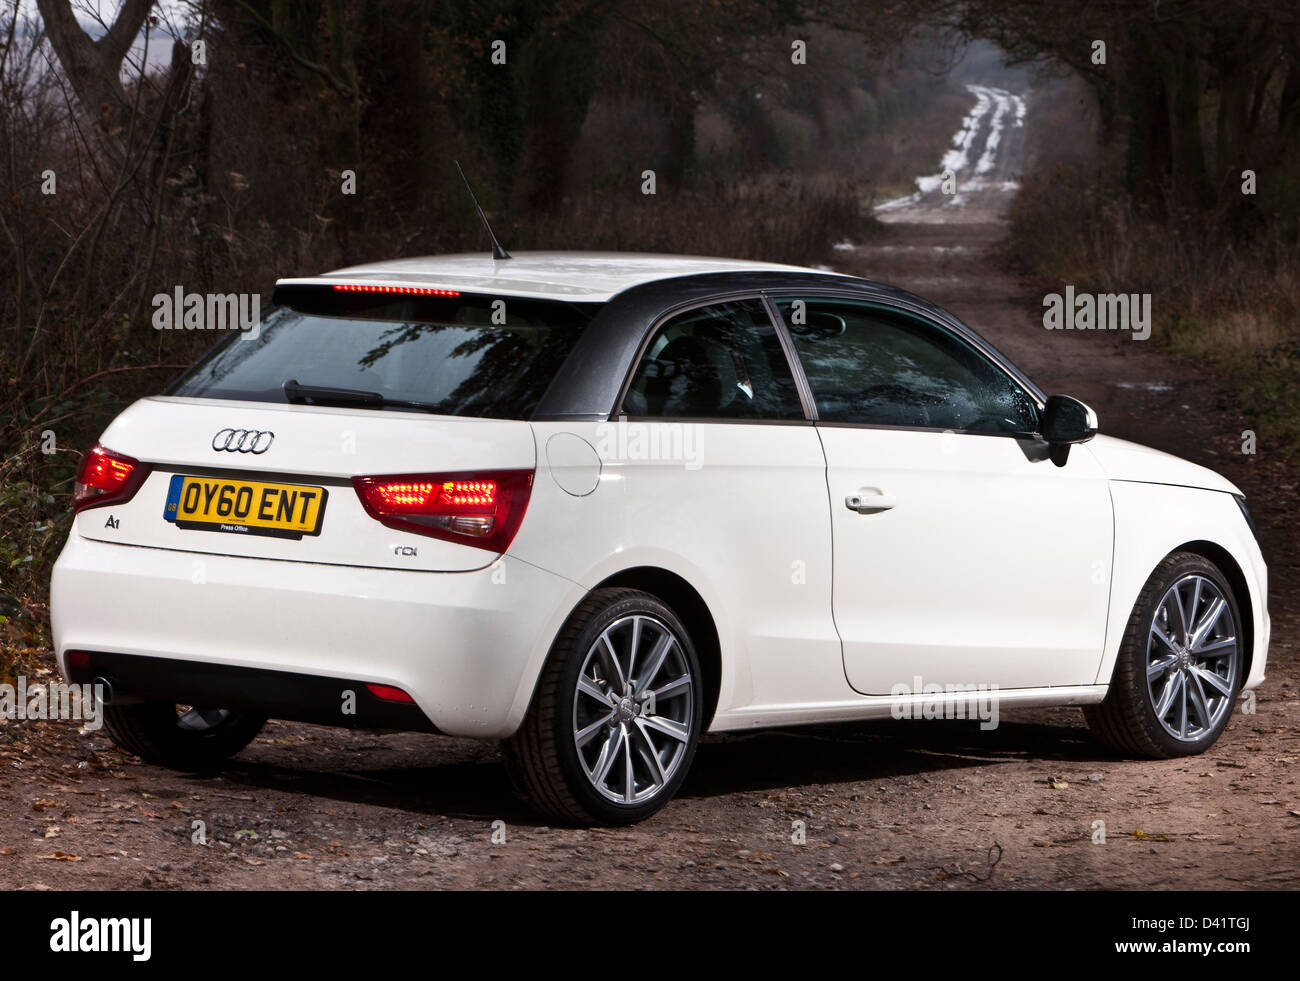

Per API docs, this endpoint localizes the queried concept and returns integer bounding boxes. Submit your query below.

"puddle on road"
[1113,381,1174,392]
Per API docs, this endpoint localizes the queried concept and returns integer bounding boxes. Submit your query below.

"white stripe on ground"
[873,82,1028,223]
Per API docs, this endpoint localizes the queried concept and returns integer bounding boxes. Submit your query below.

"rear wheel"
[102,702,266,770]
[1085,553,1244,758]
[504,588,703,824]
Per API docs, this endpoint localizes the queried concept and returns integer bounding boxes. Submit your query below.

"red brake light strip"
[331,284,460,297]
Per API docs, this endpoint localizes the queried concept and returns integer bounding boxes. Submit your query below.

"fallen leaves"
[1133,830,1172,842]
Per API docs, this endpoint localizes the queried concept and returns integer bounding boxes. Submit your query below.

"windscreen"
[168,285,602,419]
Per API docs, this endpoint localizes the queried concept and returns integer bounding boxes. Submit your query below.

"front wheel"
[1085,552,1244,758]
[504,588,704,824]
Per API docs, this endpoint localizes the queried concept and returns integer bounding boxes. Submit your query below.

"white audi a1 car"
[52,252,1268,824]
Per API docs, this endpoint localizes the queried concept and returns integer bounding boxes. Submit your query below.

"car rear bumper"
[65,650,440,731]
[51,528,582,738]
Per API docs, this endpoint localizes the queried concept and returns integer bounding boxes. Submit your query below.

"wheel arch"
[593,566,722,729]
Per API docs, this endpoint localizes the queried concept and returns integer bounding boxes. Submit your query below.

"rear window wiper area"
[282,379,443,414]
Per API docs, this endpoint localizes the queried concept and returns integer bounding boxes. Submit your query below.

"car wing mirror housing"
[1040,394,1098,466]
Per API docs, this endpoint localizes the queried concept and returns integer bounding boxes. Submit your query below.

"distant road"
[874,83,1027,224]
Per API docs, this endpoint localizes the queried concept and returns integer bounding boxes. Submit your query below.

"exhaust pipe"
[93,676,116,704]
[92,675,143,706]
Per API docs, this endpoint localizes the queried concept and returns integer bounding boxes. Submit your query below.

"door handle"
[845,491,896,513]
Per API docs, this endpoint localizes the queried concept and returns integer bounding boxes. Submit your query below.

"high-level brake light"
[331,284,460,297]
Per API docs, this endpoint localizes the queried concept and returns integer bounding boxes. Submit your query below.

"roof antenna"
[455,160,511,260]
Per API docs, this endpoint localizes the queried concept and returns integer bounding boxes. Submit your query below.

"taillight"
[73,445,150,512]
[352,470,533,552]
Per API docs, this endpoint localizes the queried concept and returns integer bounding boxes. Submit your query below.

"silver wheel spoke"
[635,632,675,695]
[622,728,635,802]
[575,712,614,748]
[640,714,690,743]
[1153,671,1182,720]
[1147,654,1177,681]
[1194,636,1237,657]
[1188,578,1203,635]
[577,675,609,704]
[599,635,628,691]
[633,720,668,787]
[1187,672,1212,731]
[652,674,692,701]
[1168,584,1191,643]
[1189,597,1225,649]
[627,616,643,684]
[1176,675,1189,737]
[591,726,625,787]
[1150,625,1179,653]
[1192,665,1233,698]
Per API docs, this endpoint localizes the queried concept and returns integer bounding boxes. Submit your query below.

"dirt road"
[3,86,1298,892]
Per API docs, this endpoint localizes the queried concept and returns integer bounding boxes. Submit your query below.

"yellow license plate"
[164,474,327,539]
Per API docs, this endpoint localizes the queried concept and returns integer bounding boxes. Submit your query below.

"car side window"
[772,298,1039,434]
[622,299,804,420]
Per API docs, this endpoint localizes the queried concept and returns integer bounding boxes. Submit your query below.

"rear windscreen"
[167,286,602,419]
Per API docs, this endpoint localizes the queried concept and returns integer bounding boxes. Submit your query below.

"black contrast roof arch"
[530,270,1047,421]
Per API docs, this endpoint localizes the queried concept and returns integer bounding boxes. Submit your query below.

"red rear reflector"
[66,651,90,668]
[331,284,459,297]
[353,470,533,553]
[74,445,149,512]
[365,683,415,704]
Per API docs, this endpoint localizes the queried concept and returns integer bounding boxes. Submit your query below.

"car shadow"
[682,715,1108,799]
[182,711,1117,825]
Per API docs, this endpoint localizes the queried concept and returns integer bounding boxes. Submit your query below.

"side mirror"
[1040,395,1098,466]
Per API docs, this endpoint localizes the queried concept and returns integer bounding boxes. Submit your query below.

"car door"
[769,295,1114,694]
[614,297,844,710]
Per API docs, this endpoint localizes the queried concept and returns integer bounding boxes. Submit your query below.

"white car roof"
[276,251,844,302]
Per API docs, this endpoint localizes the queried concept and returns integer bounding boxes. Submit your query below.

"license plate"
[163,474,327,539]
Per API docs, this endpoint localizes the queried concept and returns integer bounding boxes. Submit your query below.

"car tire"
[503,588,704,825]
[102,702,266,770]
[1085,552,1244,758]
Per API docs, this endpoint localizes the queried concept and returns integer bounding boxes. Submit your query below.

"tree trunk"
[1160,41,1210,213]
[512,16,605,213]
[661,88,696,188]
[35,0,154,133]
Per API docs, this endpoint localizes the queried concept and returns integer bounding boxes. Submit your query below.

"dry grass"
[1007,164,1300,451]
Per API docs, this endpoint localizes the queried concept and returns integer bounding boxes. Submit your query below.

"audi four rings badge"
[212,428,274,453]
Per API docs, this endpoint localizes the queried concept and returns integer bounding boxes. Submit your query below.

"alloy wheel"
[571,614,694,804]
[1145,574,1240,741]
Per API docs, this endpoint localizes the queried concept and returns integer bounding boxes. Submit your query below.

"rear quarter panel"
[507,420,844,731]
